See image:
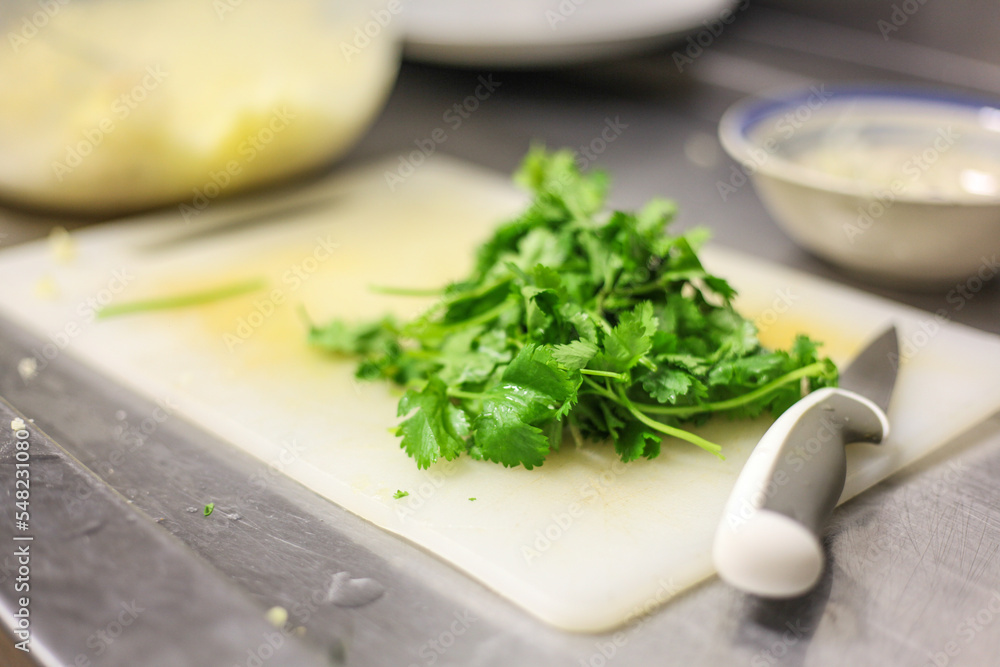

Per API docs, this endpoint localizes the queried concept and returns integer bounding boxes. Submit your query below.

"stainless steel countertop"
[2,6,1000,666]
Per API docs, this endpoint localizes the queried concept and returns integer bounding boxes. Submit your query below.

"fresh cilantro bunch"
[308,147,837,469]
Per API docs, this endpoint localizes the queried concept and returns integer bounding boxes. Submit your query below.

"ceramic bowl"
[719,86,1000,289]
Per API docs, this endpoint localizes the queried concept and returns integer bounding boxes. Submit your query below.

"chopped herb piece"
[98,278,266,319]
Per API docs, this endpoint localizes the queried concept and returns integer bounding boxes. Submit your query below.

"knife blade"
[712,325,899,598]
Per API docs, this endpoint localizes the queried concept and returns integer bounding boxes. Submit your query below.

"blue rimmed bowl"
[718,86,1000,289]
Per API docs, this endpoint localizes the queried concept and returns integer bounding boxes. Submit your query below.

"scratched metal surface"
[3,4,1000,665]
[0,395,332,667]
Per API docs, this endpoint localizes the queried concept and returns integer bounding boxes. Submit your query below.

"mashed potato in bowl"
[0,0,400,216]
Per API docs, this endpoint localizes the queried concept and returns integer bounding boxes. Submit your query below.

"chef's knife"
[712,325,899,597]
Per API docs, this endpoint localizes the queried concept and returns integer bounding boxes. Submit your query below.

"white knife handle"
[712,387,890,597]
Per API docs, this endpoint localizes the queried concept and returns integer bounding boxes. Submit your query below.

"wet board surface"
[2,156,1000,632]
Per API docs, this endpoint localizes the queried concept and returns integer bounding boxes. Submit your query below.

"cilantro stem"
[595,267,621,314]
[439,300,514,331]
[583,364,825,460]
[593,313,615,335]
[568,419,584,448]
[615,386,724,458]
[442,277,512,305]
[617,269,705,297]
[634,362,828,417]
[581,376,618,401]
[581,377,722,456]
[97,278,266,319]
[598,401,620,435]
[580,369,628,381]
[410,299,515,337]
[447,388,486,400]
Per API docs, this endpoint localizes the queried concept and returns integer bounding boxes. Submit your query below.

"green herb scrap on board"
[308,147,837,470]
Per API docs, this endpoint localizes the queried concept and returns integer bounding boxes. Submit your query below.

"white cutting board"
[3,156,1000,632]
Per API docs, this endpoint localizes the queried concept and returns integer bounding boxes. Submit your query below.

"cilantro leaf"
[473,345,581,469]
[308,317,398,355]
[551,339,599,370]
[642,368,696,404]
[614,419,662,462]
[396,378,470,469]
[592,301,657,373]
[436,326,511,386]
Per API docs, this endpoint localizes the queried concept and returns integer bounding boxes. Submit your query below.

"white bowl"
[718,86,1000,289]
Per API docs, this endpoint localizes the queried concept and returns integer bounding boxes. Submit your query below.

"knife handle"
[712,387,890,597]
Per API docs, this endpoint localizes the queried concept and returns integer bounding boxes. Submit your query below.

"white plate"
[401,0,739,66]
